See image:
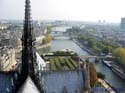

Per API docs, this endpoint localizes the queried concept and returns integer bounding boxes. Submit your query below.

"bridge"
[79,55,114,59]
[79,55,98,59]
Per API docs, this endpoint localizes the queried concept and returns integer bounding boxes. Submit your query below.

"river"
[50,39,125,89]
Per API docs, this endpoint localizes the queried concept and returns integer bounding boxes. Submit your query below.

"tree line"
[78,34,125,65]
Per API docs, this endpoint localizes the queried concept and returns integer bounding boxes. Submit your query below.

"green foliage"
[96,42,105,50]
[87,38,96,48]
[86,59,89,63]
[64,58,74,69]
[49,59,57,70]
[55,58,62,70]
[78,34,114,55]
[93,46,101,54]
[113,47,125,64]
[49,57,78,70]
[97,72,105,80]
[79,34,87,40]
[68,58,77,68]
[102,46,113,54]
[42,34,51,44]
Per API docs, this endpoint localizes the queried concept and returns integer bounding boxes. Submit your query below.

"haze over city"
[0,0,125,22]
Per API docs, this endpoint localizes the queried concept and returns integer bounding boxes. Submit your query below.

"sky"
[0,0,125,22]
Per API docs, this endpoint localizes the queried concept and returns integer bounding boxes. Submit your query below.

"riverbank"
[73,38,125,80]
[98,79,116,93]
[102,59,125,80]
[111,65,125,80]
[72,39,95,55]
[35,43,51,50]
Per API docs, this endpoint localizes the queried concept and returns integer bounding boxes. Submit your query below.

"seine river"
[50,39,125,89]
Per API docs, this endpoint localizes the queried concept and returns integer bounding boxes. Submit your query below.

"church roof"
[0,72,14,93]
[18,76,40,93]
[36,52,46,70]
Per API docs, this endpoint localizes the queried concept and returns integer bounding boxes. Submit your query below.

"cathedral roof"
[0,72,14,93]
[18,76,40,93]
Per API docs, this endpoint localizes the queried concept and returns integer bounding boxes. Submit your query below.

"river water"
[50,39,125,89]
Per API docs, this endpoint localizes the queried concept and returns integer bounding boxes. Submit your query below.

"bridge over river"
[79,55,116,60]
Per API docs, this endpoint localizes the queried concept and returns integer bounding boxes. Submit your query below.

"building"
[0,46,17,71]
[0,24,8,30]
[35,35,45,45]
[51,26,69,36]
[36,52,46,71]
[121,18,125,31]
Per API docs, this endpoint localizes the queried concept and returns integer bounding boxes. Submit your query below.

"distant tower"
[121,18,125,31]
[16,0,41,92]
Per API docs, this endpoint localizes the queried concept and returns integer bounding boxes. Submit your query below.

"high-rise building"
[120,18,125,31]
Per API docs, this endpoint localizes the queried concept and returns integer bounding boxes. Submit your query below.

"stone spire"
[15,0,42,92]
[21,0,35,81]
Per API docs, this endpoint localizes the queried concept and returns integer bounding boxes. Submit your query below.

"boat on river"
[102,60,113,68]
[111,65,125,80]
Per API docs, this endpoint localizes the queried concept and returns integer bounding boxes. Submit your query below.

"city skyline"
[0,0,125,23]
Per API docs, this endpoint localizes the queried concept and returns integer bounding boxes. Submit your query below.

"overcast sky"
[0,0,125,22]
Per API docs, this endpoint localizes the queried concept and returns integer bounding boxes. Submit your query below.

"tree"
[89,63,98,87]
[42,34,52,44]
[79,34,87,40]
[97,72,105,80]
[87,38,96,48]
[93,46,101,54]
[113,47,125,64]
[42,38,47,44]
[102,46,113,54]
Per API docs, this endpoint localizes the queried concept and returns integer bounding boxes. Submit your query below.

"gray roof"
[42,71,84,93]
[0,72,14,93]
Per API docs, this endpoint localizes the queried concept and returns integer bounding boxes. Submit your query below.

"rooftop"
[42,51,79,71]
[18,76,40,93]
[0,72,15,93]
[42,71,84,93]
